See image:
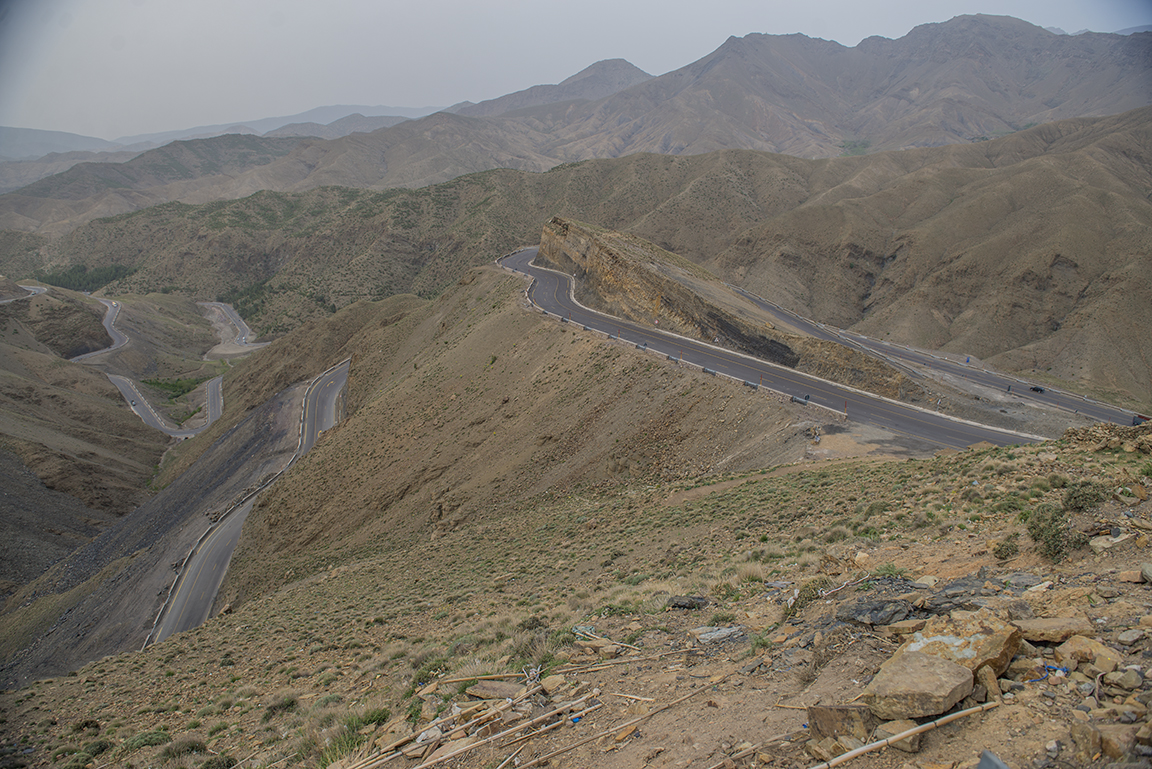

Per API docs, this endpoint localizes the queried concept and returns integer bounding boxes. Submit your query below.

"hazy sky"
[1,0,1149,141]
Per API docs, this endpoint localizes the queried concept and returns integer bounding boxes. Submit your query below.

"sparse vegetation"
[1026,504,1088,562]
[993,534,1020,560]
[1063,480,1108,512]
[36,263,136,292]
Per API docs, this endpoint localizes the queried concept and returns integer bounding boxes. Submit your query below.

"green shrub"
[262,693,297,722]
[786,577,832,618]
[161,738,206,758]
[992,534,1020,560]
[1026,504,1088,562]
[872,563,909,578]
[82,737,113,756]
[122,730,171,751]
[59,752,93,769]
[200,756,238,769]
[346,707,391,731]
[1063,480,1107,512]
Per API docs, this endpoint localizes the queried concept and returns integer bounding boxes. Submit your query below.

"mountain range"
[1,15,1148,238]
[2,106,1147,409]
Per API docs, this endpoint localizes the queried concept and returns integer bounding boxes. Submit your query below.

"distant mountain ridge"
[1,15,1149,237]
[264,114,409,139]
[449,59,652,117]
[0,127,124,161]
[110,103,443,146]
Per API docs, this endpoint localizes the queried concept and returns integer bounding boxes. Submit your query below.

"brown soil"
[2,424,1149,769]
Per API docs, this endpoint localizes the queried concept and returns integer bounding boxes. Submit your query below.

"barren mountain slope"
[705,108,1152,406]
[8,109,1148,406]
[452,59,652,117]
[218,266,826,611]
[0,148,144,194]
[0,291,169,517]
[531,15,1152,160]
[2,16,1147,238]
[0,135,307,237]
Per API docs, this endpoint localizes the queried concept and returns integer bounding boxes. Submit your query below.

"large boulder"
[893,608,1020,676]
[861,651,974,720]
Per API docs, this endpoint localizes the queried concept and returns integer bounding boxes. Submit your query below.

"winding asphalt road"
[197,301,269,349]
[0,285,47,304]
[501,248,1044,450]
[729,286,1137,425]
[149,360,350,644]
[69,297,226,437]
[70,298,129,361]
[106,374,223,439]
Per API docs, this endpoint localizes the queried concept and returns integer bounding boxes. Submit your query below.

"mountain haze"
[1,15,1147,239]
[262,113,409,139]
[0,127,123,161]
[450,59,652,117]
[5,108,1148,406]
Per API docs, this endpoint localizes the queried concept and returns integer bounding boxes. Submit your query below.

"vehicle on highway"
[130,400,136,406]
[1030,386,1045,393]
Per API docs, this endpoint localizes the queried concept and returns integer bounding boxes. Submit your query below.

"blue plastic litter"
[1025,664,1068,683]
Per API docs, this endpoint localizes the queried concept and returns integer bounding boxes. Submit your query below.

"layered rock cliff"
[538,216,926,402]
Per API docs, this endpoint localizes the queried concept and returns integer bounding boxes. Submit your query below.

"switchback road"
[70,296,226,438]
[107,373,223,439]
[70,298,129,361]
[149,359,350,644]
[0,285,47,304]
[501,248,1040,450]
[730,287,1136,426]
[197,301,270,352]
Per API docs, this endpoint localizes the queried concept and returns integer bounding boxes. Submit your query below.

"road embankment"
[0,383,305,690]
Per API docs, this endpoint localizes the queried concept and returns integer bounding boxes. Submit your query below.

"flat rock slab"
[1055,635,1123,673]
[1013,617,1093,643]
[894,607,1020,677]
[807,705,877,742]
[862,651,973,720]
[875,719,921,752]
[690,625,745,644]
[835,599,911,626]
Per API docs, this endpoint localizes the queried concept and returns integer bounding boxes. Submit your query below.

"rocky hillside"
[537,217,926,402]
[3,107,1147,407]
[0,266,836,689]
[2,387,1149,768]
[450,59,652,118]
[1,16,1147,237]
[0,135,307,237]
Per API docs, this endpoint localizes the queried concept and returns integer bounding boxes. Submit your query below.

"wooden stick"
[701,730,808,769]
[347,686,544,769]
[518,674,730,768]
[495,745,526,769]
[805,701,1000,769]
[502,703,604,747]
[407,696,592,769]
[609,692,656,702]
[554,649,681,674]
[576,630,642,652]
[438,672,526,684]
